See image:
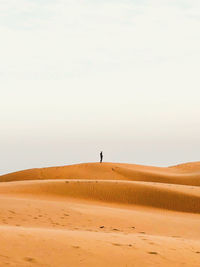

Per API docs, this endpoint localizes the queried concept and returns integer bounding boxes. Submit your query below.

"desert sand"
[0,162,200,267]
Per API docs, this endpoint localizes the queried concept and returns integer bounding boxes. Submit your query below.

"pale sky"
[1,0,200,174]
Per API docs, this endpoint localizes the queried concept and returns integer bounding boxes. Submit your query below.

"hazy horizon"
[1,0,200,175]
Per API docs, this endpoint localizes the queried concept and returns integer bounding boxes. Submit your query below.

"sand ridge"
[0,179,200,213]
[1,161,200,186]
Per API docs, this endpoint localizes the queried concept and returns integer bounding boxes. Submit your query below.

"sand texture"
[0,162,200,266]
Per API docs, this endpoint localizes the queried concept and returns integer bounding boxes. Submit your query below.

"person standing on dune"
[100,151,103,163]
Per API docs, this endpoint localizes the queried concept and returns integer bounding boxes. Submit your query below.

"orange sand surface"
[0,162,200,266]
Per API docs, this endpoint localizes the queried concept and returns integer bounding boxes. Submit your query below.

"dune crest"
[0,179,200,213]
[1,161,200,186]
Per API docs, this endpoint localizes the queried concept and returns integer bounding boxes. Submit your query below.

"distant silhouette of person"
[100,151,103,163]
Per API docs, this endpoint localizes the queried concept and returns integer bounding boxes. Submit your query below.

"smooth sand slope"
[0,162,200,266]
[2,161,200,185]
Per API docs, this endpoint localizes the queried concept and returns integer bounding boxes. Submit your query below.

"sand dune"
[0,161,200,266]
[1,161,200,186]
[0,179,200,213]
